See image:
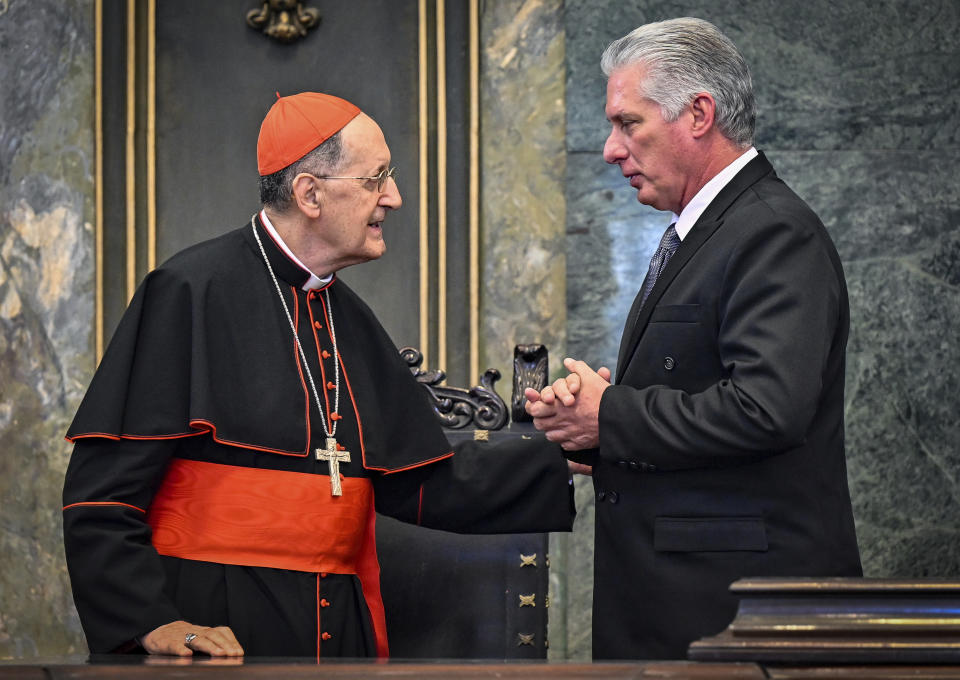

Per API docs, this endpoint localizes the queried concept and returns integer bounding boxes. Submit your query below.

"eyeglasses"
[312,166,397,192]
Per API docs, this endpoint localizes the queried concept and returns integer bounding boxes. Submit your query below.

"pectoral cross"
[316,437,351,496]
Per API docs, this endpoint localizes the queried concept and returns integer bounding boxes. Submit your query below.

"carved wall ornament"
[400,347,509,430]
[246,1,320,44]
[511,343,549,422]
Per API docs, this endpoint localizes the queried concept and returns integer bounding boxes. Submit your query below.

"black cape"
[63,216,574,657]
[67,215,453,470]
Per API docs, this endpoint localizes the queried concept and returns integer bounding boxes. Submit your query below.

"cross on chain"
[316,437,351,496]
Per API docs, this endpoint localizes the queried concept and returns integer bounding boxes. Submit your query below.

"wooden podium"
[376,426,551,659]
[690,577,960,665]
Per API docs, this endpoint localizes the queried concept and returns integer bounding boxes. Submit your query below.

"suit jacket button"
[628,461,639,471]
[596,490,606,502]
[608,491,620,504]
[663,356,676,370]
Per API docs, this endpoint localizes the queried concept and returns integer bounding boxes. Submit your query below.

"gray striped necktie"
[639,223,680,309]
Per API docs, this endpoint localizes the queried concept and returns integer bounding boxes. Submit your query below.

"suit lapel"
[614,153,777,383]
[615,281,650,376]
[614,218,722,382]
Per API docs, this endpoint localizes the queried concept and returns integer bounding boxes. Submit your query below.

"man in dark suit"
[526,17,862,660]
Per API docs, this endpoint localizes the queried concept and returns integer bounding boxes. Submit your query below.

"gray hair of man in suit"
[600,17,756,149]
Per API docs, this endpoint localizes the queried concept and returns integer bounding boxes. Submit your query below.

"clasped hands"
[524,357,611,470]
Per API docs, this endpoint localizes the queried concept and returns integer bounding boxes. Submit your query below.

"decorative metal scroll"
[246,1,320,44]
[511,344,548,423]
[400,347,509,430]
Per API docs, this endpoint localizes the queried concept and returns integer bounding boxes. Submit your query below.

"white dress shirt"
[672,146,758,240]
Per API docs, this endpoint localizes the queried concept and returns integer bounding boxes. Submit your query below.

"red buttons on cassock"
[314,321,322,329]
[326,381,336,390]
[321,350,331,359]
[321,632,332,641]
[320,599,331,608]
[330,413,342,421]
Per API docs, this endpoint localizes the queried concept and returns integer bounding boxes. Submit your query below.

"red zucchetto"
[257,92,361,176]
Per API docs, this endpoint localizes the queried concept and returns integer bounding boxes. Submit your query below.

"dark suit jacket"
[591,152,862,660]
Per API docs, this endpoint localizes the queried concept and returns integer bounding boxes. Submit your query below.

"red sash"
[147,458,388,656]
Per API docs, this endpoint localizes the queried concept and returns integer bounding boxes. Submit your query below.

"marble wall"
[0,0,94,657]
[480,0,567,384]
[559,0,960,660]
[2,0,958,663]
[477,5,576,654]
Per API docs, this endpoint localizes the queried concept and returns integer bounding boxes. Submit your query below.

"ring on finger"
[185,632,198,646]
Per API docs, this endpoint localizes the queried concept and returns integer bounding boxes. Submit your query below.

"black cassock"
[63,215,574,658]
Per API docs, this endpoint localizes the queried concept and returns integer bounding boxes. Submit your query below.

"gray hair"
[600,17,755,147]
[258,131,344,211]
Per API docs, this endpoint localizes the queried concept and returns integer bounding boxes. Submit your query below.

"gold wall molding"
[417,0,480,382]
[468,0,479,383]
[147,0,156,274]
[96,0,157,362]
[436,0,448,372]
[94,0,103,359]
[124,0,135,302]
[418,0,429,369]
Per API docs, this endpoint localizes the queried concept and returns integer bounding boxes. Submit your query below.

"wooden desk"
[6,658,960,679]
[0,657,763,679]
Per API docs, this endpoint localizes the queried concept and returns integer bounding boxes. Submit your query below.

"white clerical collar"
[672,147,758,241]
[259,209,333,291]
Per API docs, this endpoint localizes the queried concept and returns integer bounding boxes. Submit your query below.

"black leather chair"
[376,426,551,659]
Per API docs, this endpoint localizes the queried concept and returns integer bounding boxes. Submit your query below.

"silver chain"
[251,216,340,439]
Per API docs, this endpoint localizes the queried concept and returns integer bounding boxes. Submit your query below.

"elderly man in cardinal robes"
[62,92,575,659]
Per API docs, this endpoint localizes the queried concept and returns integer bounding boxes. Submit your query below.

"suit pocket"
[649,304,701,323]
[654,516,768,552]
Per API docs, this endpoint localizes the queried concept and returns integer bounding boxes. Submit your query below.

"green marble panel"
[561,0,960,662]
